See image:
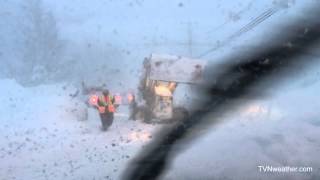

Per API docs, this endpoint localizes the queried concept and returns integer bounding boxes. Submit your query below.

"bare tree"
[20,0,63,85]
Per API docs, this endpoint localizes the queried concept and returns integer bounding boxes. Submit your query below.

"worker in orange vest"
[97,90,115,131]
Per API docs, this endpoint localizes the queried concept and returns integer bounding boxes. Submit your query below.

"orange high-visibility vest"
[108,104,115,113]
[106,95,115,113]
[98,95,115,113]
[98,106,106,113]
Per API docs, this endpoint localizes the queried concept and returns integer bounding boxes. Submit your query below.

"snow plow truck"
[135,54,207,123]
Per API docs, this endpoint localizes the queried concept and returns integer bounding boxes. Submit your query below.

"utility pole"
[187,21,193,57]
[182,21,196,57]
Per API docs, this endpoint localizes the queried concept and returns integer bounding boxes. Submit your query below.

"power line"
[198,7,279,58]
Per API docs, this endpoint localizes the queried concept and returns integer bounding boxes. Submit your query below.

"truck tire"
[143,106,153,123]
[172,107,189,122]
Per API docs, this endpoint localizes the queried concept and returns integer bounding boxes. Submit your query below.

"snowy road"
[0,79,160,180]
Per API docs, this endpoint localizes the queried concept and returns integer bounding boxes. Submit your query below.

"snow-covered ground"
[1,72,320,180]
[0,79,160,180]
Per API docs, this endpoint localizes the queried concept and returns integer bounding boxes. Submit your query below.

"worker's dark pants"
[99,112,114,131]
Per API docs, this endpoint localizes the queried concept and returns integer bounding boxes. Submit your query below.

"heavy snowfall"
[1,0,320,180]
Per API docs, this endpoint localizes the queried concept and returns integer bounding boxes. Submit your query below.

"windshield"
[0,0,319,180]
